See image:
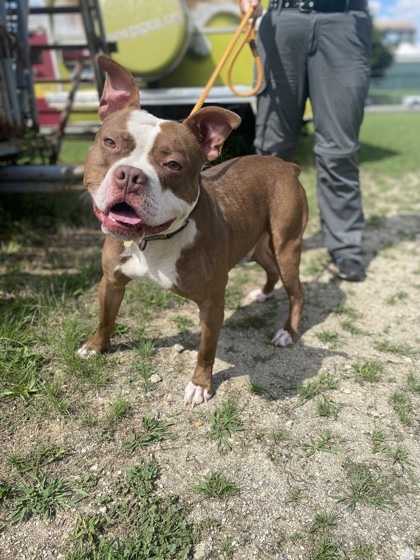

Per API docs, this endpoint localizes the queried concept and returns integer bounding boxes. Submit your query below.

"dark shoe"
[332,258,366,282]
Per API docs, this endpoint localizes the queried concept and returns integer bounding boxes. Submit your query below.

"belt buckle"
[298,1,313,12]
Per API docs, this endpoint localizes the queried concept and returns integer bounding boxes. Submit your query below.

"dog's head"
[84,55,241,240]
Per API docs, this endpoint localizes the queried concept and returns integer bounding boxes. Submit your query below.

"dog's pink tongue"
[109,205,141,225]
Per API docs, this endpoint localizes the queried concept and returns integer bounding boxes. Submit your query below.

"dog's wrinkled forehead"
[103,108,202,165]
[125,110,164,151]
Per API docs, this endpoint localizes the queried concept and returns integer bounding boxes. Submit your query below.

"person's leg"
[308,10,371,278]
[254,8,310,160]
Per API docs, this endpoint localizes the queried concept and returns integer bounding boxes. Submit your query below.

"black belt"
[278,0,367,12]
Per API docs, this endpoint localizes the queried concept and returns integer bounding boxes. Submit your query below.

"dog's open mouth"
[109,202,141,226]
[97,201,176,239]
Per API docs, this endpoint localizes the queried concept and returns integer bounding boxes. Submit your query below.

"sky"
[370,0,420,43]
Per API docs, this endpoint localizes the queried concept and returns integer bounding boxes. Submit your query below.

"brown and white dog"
[79,55,308,405]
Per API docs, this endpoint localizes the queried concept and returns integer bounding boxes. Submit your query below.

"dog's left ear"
[183,107,241,161]
[96,55,140,120]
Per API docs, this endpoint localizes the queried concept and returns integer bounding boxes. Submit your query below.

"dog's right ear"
[96,55,140,120]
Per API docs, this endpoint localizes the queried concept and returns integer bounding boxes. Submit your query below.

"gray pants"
[255,4,372,262]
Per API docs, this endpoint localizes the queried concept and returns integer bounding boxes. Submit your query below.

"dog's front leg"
[78,274,129,357]
[79,238,130,356]
[184,297,225,406]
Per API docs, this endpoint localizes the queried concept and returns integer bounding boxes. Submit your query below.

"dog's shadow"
[132,275,348,402]
[219,277,347,400]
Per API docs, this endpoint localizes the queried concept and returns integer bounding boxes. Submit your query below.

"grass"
[358,113,420,180]
[132,332,156,358]
[69,514,104,546]
[302,254,326,276]
[207,399,244,453]
[308,511,338,534]
[65,459,195,559]
[352,543,375,559]
[122,415,175,452]
[130,359,159,392]
[3,472,87,523]
[171,315,194,333]
[105,393,131,427]
[331,464,396,513]
[219,538,236,559]
[310,537,342,560]
[340,318,366,335]
[249,381,264,395]
[388,445,415,469]
[352,360,383,384]
[369,426,416,481]
[315,396,343,418]
[286,487,303,504]
[297,372,340,405]
[389,390,414,426]
[407,372,420,394]
[5,444,68,473]
[125,281,182,313]
[0,307,44,401]
[53,317,112,386]
[191,471,238,498]
[303,430,341,457]
[331,304,359,318]
[272,430,287,443]
[369,426,390,455]
[375,339,420,358]
[386,290,409,305]
[58,139,92,165]
[315,329,341,349]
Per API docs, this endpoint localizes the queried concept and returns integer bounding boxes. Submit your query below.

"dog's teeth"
[111,217,116,222]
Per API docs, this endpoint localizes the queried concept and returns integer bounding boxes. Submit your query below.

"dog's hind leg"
[272,238,305,347]
[247,233,280,303]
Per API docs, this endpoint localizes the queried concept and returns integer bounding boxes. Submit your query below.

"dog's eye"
[103,137,116,148]
[165,161,182,171]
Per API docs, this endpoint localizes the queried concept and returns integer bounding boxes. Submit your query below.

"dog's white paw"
[272,328,293,347]
[77,345,97,359]
[247,288,273,303]
[184,382,212,406]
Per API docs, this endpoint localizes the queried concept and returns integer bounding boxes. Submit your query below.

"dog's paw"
[184,382,212,406]
[247,288,273,303]
[272,328,293,347]
[77,345,97,359]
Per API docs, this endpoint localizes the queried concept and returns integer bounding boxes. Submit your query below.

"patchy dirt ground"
[0,189,419,560]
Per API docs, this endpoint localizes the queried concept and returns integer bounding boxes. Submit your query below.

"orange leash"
[190,4,263,115]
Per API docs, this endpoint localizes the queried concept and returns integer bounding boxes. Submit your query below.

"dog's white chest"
[118,242,177,289]
[118,220,197,290]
